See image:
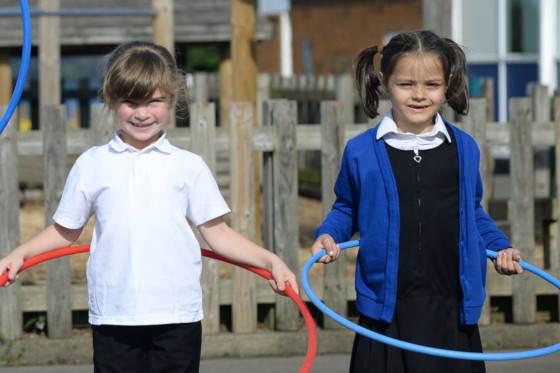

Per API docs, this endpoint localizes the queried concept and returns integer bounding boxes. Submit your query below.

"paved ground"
[0,352,559,372]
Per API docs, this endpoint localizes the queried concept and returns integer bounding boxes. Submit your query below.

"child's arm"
[0,223,83,287]
[198,216,299,295]
[493,248,523,275]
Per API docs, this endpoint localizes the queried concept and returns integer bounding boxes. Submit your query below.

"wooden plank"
[509,97,536,324]
[21,269,560,313]
[320,101,347,330]
[12,120,560,159]
[229,102,257,333]
[43,105,72,338]
[191,103,221,334]
[0,107,22,340]
[269,100,300,331]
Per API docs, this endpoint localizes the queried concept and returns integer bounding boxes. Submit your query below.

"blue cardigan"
[315,121,511,325]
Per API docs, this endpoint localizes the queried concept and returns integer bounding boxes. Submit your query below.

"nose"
[133,106,150,121]
[412,86,426,100]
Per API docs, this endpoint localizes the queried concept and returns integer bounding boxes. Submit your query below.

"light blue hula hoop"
[302,240,560,361]
[0,0,31,135]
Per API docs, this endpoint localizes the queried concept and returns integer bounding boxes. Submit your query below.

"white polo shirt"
[54,131,231,326]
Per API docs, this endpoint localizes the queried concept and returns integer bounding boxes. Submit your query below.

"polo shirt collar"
[376,110,451,143]
[109,130,172,154]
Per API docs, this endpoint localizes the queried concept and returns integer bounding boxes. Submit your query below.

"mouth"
[407,104,430,111]
[130,122,154,128]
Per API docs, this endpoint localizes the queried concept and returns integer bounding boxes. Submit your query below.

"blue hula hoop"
[302,240,560,361]
[0,0,31,135]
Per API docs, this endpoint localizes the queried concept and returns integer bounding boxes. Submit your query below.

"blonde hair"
[101,41,189,118]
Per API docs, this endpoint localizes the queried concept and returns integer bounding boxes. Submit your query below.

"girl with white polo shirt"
[0,41,299,373]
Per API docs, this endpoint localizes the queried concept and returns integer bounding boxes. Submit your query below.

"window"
[507,0,539,54]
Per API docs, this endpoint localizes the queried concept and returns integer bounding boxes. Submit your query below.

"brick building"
[258,0,422,75]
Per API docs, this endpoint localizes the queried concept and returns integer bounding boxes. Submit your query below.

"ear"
[378,72,388,91]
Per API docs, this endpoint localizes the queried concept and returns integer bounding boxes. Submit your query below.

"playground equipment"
[0,0,31,135]
[302,240,560,361]
[0,245,317,373]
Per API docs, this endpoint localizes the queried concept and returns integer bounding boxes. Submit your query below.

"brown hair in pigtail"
[353,46,384,119]
[442,37,469,115]
[354,31,471,119]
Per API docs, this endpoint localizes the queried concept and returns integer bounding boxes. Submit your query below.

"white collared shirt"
[376,110,452,151]
[54,131,231,325]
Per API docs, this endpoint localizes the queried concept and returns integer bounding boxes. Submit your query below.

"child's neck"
[397,122,435,135]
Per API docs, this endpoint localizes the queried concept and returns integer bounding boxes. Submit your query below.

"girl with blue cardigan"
[312,31,523,373]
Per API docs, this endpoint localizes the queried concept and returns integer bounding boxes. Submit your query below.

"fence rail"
[1,86,560,343]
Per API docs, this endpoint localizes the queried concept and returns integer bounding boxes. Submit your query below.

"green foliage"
[24,314,46,333]
[187,45,221,73]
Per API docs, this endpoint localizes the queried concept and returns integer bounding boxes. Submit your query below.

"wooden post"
[336,74,355,126]
[152,0,176,128]
[39,0,60,130]
[422,0,452,38]
[152,0,174,54]
[90,103,113,146]
[229,102,257,332]
[43,104,72,338]
[0,52,11,106]
[532,84,551,198]
[463,98,492,325]
[554,97,560,313]
[230,0,263,243]
[509,97,536,324]
[231,0,257,108]
[194,73,210,104]
[483,78,495,122]
[219,45,232,127]
[269,100,299,331]
[191,103,220,334]
[320,101,347,329]
[231,0,262,246]
[0,106,22,340]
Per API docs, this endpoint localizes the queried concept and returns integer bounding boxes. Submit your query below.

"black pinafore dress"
[349,131,485,373]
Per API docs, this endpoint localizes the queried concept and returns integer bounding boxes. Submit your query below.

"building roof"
[0,0,274,47]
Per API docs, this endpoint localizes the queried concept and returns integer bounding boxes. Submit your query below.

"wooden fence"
[1,87,560,342]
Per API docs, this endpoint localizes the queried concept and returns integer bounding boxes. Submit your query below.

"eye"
[398,82,412,88]
[150,97,167,105]
[427,82,443,88]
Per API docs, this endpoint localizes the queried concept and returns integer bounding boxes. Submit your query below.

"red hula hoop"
[0,245,317,373]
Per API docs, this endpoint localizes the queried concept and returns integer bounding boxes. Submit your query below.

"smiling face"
[381,53,447,134]
[114,89,173,150]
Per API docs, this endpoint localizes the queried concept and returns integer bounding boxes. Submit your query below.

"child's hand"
[493,248,523,275]
[311,234,340,264]
[268,258,299,296]
[0,251,24,287]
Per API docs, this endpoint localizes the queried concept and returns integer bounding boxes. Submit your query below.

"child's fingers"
[495,250,523,275]
[286,276,299,295]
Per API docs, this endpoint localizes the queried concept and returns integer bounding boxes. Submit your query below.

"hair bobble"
[378,44,385,55]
